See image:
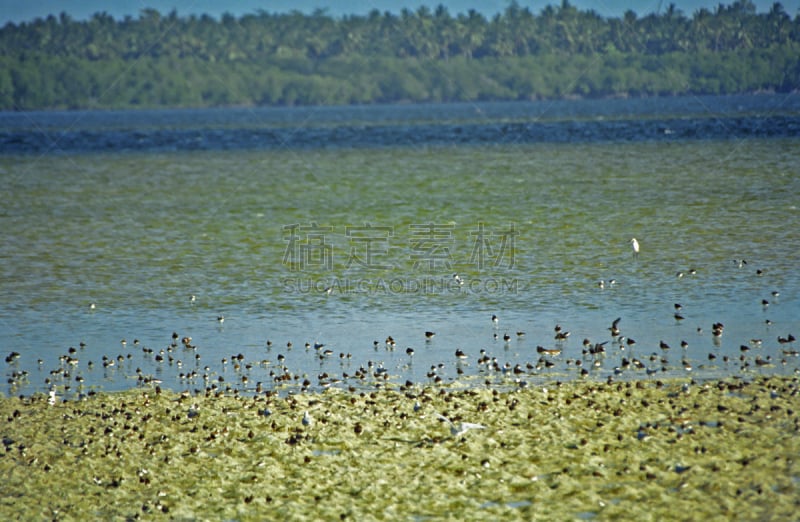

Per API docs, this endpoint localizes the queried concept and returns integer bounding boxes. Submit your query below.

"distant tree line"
[1,0,798,110]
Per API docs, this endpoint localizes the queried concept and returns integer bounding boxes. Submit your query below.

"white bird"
[437,414,486,437]
[302,411,313,427]
[630,238,640,258]
[47,388,57,406]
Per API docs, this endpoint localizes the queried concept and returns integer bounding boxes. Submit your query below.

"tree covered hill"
[1,0,799,110]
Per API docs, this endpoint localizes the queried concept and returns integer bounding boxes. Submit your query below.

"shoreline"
[3,89,795,114]
[3,375,798,519]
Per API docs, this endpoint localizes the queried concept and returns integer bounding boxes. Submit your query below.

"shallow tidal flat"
[2,376,798,520]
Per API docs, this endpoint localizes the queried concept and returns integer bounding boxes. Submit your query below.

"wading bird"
[630,238,640,258]
[437,414,486,438]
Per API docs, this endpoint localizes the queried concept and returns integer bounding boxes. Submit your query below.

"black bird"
[589,341,608,355]
[712,323,724,337]
[609,317,621,337]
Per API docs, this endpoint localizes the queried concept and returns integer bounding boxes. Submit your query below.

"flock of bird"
[3,236,797,411]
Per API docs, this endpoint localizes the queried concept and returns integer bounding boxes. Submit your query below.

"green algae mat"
[2,377,798,520]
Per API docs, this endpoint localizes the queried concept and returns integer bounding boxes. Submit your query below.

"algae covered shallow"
[2,376,798,520]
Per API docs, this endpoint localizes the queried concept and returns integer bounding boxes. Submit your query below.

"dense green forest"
[1,0,799,110]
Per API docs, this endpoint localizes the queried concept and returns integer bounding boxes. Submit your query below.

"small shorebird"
[609,317,621,337]
[588,341,607,354]
[712,323,724,337]
[537,346,562,356]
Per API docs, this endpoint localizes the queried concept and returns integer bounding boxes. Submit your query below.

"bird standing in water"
[630,238,640,258]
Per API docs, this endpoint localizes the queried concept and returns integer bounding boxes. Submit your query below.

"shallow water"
[1,96,799,397]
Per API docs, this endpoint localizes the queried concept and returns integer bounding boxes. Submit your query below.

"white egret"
[437,414,486,438]
[630,238,640,258]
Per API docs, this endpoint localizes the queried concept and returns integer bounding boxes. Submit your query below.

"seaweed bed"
[2,376,799,520]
